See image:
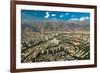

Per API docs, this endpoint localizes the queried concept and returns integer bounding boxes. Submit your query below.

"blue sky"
[21,10,90,21]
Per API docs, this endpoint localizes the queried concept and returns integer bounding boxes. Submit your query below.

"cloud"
[60,15,63,18]
[71,15,74,18]
[69,18,79,21]
[65,13,69,15]
[51,14,56,17]
[69,16,90,21]
[60,13,69,18]
[45,12,50,18]
[79,17,89,21]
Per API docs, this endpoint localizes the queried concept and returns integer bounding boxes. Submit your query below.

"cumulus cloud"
[45,12,50,18]
[69,18,79,21]
[69,16,90,21]
[79,17,89,21]
[71,15,74,18]
[60,13,69,18]
[60,15,63,18]
[65,13,69,15]
[51,14,56,17]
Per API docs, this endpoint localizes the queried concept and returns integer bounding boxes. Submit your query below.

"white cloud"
[70,18,79,21]
[51,14,56,17]
[60,15,63,18]
[45,12,50,18]
[68,16,89,21]
[71,15,74,18]
[79,17,89,21]
[65,13,69,15]
[60,13,69,18]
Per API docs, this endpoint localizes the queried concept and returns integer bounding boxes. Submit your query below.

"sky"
[21,10,90,21]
